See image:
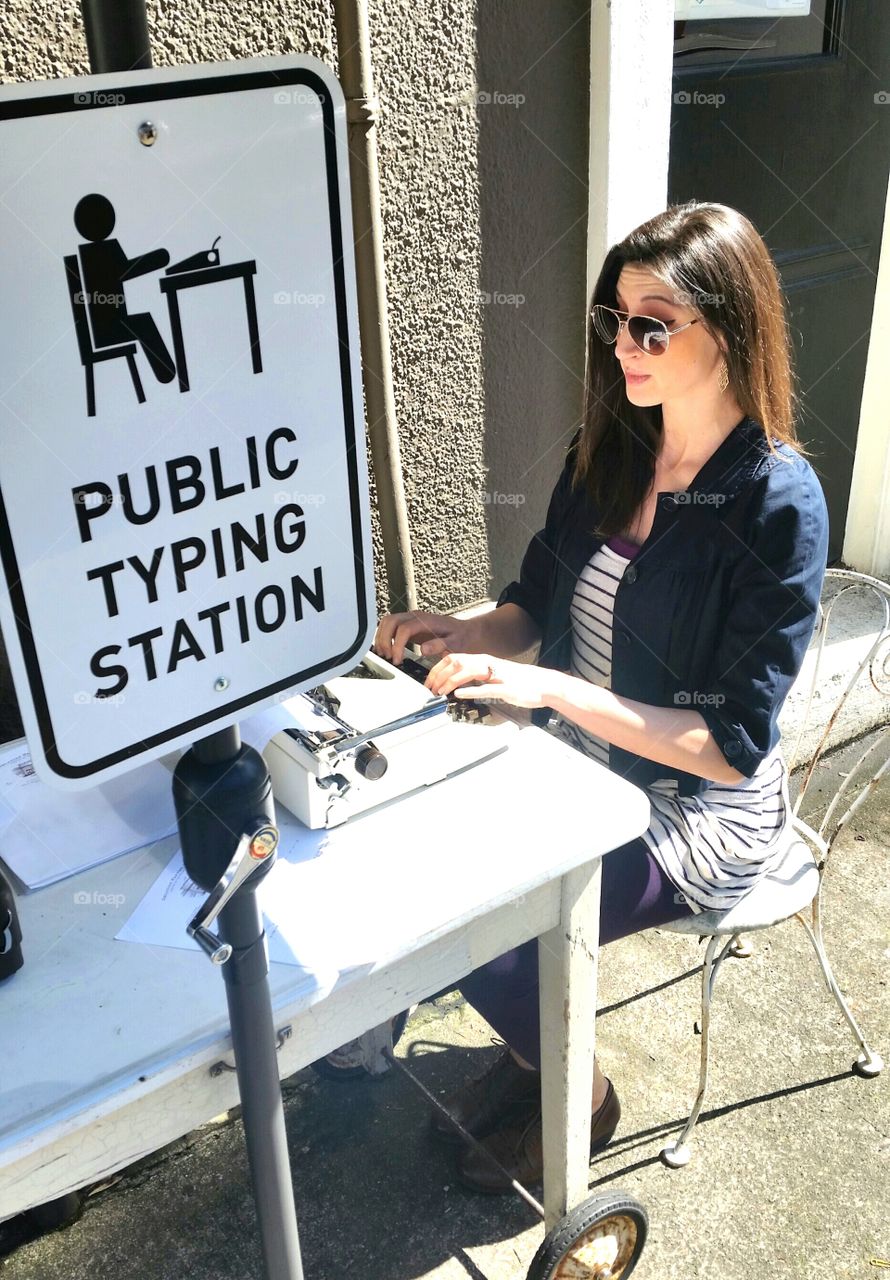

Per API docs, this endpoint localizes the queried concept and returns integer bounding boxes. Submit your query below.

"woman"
[372,201,829,1192]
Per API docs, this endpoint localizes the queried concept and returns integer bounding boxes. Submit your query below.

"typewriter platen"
[263,649,523,828]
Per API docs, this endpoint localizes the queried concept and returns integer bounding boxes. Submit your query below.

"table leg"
[538,857,602,1233]
[243,275,263,374]
[165,290,189,393]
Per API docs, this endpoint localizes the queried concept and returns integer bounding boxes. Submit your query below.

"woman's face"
[609,261,726,407]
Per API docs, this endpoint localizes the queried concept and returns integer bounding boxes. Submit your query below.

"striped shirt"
[547,537,791,913]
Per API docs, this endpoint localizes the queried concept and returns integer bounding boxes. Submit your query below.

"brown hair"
[573,200,805,536]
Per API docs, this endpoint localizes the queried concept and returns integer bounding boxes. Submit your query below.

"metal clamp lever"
[328,694,449,754]
[187,820,280,965]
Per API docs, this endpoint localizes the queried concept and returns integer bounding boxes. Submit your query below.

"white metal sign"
[674,0,811,18]
[0,56,375,789]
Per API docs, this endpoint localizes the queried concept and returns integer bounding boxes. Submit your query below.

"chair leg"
[794,905,884,1077]
[662,933,730,1167]
[85,364,95,418]
[127,352,146,405]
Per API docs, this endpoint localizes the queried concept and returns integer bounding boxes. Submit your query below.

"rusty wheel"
[526,1191,647,1280]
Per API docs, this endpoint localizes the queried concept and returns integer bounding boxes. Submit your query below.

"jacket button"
[724,738,741,757]
[624,565,638,584]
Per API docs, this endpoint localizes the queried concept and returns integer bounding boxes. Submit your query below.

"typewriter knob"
[354,745,388,780]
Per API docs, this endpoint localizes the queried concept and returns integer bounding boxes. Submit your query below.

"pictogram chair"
[64,254,146,418]
[659,567,888,1168]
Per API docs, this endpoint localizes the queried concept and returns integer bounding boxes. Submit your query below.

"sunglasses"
[591,304,700,356]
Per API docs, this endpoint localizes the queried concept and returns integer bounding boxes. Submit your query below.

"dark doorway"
[670,0,890,563]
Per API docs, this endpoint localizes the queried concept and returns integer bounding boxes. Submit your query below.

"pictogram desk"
[159,261,262,392]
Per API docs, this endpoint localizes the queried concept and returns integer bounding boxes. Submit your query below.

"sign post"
[0,14,375,1273]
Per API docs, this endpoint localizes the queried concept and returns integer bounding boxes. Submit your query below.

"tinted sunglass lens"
[592,306,620,343]
[628,316,668,355]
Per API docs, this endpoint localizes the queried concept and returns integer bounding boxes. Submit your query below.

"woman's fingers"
[424,653,493,696]
[373,612,458,666]
[420,638,449,658]
[372,611,421,661]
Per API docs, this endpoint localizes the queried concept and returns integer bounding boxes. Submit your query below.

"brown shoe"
[429,1044,541,1145]
[455,1078,621,1194]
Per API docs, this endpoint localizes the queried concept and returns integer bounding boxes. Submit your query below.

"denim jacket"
[496,417,830,797]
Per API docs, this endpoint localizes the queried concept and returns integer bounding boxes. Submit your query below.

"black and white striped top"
[548,537,791,913]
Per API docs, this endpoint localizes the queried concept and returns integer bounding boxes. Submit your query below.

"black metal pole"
[81,0,152,73]
[218,889,304,1277]
[76,7,306,1273]
[173,729,305,1280]
[173,723,305,1278]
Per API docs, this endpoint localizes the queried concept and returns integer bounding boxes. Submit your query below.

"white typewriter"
[262,649,522,829]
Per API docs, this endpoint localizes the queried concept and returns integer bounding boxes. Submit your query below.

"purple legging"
[457,836,694,1070]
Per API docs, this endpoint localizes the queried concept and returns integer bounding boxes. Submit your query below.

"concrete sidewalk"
[1,730,887,1280]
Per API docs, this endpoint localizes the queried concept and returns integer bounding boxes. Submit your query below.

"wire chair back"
[785,568,890,864]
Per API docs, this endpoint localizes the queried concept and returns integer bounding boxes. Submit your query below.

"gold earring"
[717,359,729,393]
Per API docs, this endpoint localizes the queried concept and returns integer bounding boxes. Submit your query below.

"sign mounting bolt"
[214,677,230,692]
[138,121,158,147]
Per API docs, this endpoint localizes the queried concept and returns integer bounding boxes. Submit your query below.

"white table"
[1,724,649,1240]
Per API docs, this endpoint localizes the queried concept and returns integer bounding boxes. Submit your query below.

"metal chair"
[659,567,888,1168]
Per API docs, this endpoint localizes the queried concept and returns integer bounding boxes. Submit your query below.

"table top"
[2,725,649,1152]
[159,260,257,291]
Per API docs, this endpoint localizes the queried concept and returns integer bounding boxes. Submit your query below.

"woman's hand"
[423,652,561,711]
[372,611,480,666]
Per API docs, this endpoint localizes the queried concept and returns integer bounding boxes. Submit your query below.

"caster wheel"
[853,1050,883,1078]
[526,1190,647,1280]
[310,1009,410,1081]
[24,1191,84,1232]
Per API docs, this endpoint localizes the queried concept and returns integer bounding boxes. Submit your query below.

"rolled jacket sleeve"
[495,430,582,632]
[698,454,829,777]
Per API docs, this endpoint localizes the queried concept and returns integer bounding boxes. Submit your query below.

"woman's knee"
[457,938,539,1004]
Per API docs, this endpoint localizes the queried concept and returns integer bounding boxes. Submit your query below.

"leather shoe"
[455,1077,621,1194]
[429,1045,541,1145]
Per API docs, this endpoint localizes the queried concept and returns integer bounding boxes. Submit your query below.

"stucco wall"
[0,0,589,735]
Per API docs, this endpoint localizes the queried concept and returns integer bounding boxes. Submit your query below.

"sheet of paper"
[0,700,321,891]
[238,699,323,752]
[115,815,347,978]
[0,739,179,891]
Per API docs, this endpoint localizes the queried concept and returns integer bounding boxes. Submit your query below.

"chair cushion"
[661,835,820,935]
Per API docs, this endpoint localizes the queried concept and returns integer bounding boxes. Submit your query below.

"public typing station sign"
[0,56,375,788]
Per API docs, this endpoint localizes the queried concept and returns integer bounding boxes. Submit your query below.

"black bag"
[0,867,23,980]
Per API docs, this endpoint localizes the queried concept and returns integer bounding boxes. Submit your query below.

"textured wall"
[0,0,589,734]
